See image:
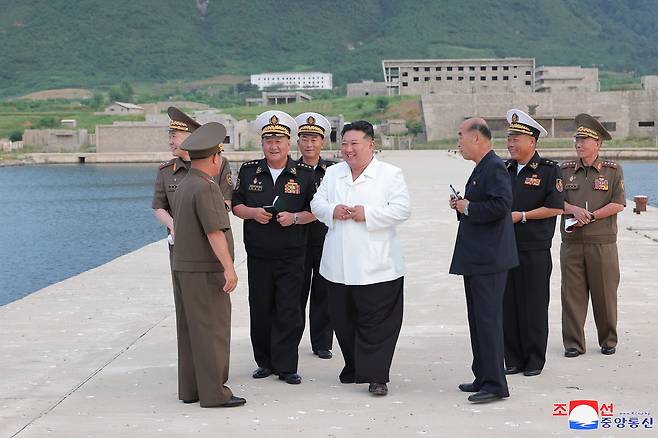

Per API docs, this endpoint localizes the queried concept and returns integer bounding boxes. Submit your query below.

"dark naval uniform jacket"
[450,150,519,275]
[506,152,564,250]
[297,157,337,248]
[232,157,316,258]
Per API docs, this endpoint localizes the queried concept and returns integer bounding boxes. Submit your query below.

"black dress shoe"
[523,369,542,376]
[368,383,388,396]
[458,383,479,393]
[182,398,199,404]
[504,366,522,375]
[601,346,616,355]
[314,349,333,359]
[468,390,503,404]
[252,367,272,378]
[220,396,246,407]
[279,372,302,384]
[564,348,581,358]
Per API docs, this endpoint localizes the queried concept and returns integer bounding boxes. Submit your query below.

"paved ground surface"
[2,150,656,437]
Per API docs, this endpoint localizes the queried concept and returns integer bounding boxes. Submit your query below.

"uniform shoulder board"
[325,159,338,166]
[297,162,313,171]
[159,159,175,169]
[560,160,577,169]
[540,158,559,167]
[240,160,259,168]
[602,160,618,169]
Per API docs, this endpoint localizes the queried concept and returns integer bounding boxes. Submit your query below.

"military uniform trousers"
[296,243,333,352]
[172,270,233,407]
[504,249,552,371]
[326,277,404,384]
[247,254,305,374]
[560,241,619,353]
[464,272,509,397]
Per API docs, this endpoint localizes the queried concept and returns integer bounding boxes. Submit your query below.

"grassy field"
[0,99,145,139]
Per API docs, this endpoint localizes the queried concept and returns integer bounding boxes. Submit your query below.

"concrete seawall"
[1,150,656,437]
[1,147,656,167]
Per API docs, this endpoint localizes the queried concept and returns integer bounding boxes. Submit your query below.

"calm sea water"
[0,164,163,305]
[0,160,655,306]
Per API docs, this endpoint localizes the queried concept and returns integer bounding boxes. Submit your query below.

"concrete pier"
[1,151,656,437]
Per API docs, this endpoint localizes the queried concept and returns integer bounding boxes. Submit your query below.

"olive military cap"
[168,106,201,133]
[574,113,612,141]
[180,122,227,159]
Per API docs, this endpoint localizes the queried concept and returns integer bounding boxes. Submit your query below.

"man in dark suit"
[449,118,519,404]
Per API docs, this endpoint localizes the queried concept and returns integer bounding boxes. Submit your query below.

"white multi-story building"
[250,72,333,90]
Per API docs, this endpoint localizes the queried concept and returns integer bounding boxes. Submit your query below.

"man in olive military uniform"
[503,109,564,377]
[293,112,336,360]
[232,111,317,385]
[171,122,244,408]
[560,113,625,358]
[152,107,234,404]
[153,107,232,239]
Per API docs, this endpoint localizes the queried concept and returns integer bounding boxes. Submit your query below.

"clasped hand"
[333,204,365,222]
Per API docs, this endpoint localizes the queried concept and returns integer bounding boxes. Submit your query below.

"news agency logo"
[553,399,654,430]
[568,400,599,430]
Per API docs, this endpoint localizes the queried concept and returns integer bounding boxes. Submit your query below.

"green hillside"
[1,0,658,97]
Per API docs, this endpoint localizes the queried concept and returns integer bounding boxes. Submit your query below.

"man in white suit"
[311,120,411,396]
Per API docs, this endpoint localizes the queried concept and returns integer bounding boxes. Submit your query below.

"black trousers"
[327,277,404,384]
[296,244,333,351]
[464,272,509,397]
[504,249,551,371]
[247,255,305,374]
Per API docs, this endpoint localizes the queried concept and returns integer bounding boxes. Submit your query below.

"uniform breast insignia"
[167,184,178,191]
[569,175,575,182]
[226,173,233,187]
[565,183,578,190]
[593,176,609,191]
[248,178,263,192]
[556,178,563,192]
[529,162,539,170]
[524,175,541,186]
[284,179,301,194]
[290,167,297,175]
[561,161,576,169]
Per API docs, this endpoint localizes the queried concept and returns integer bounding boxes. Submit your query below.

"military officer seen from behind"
[560,114,625,358]
[293,112,336,360]
[232,111,317,385]
[503,109,564,377]
[171,122,244,408]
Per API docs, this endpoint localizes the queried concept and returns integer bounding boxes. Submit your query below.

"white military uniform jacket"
[310,156,411,286]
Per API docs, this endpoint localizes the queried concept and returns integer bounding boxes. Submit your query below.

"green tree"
[108,81,135,102]
[407,120,424,136]
[35,117,59,128]
[375,97,389,114]
[9,130,23,142]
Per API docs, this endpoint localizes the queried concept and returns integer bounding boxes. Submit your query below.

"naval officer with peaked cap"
[560,114,625,358]
[171,122,244,408]
[232,111,317,385]
[292,112,336,360]
[503,109,564,377]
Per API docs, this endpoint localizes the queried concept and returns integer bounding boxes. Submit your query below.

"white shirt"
[311,156,411,285]
[268,166,284,184]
